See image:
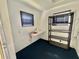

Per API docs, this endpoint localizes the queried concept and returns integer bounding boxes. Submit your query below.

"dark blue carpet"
[16,39,79,59]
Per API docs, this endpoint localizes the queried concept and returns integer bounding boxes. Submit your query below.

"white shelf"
[31,31,45,37]
[51,38,68,45]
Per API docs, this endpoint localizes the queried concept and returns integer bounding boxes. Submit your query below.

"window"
[52,14,71,25]
[53,14,69,23]
[20,11,34,27]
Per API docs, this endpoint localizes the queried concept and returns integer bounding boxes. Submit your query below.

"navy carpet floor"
[16,39,79,59]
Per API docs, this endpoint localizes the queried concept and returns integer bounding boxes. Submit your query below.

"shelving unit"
[48,12,74,49]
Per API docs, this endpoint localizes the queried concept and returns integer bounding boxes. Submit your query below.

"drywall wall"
[7,0,42,52]
[40,1,79,56]
[39,11,48,40]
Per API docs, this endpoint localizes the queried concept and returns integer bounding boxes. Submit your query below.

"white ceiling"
[32,0,63,9]
[20,0,78,11]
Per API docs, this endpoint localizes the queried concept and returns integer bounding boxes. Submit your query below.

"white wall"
[40,1,79,56]
[7,0,42,52]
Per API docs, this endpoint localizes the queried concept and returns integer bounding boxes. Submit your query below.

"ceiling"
[20,0,78,11]
[32,0,63,9]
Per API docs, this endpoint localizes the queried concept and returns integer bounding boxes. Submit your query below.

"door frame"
[0,0,16,59]
[0,19,9,59]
